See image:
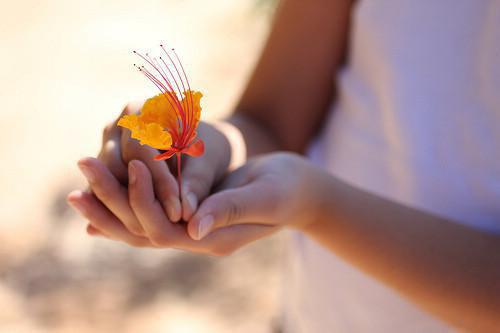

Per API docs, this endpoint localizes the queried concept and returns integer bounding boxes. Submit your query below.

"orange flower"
[118,46,204,162]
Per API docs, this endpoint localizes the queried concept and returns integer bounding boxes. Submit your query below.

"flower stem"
[176,153,182,201]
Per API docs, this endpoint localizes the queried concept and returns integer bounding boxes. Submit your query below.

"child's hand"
[94,102,233,228]
[187,152,330,240]
[68,157,277,255]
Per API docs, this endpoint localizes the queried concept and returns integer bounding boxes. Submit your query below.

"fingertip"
[77,156,98,168]
[182,191,198,221]
[187,217,200,240]
[67,190,84,202]
[67,191,88,217]
[187,213,215,241]
[128,159,149,174]
[165,196,182,222]
[86,224,100,236]
[128,160,137,185]
[197,215,214,240]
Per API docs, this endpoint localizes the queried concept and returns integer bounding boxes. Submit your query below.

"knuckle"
[127,238,149,248]
[210,244,235,257]
[149,230,171,247]
[121,140,142,163]
[128,225,145,237]
[94,186,112,202]
[102,123,114,139]
[223,197,243,226]
[186,173,213,194]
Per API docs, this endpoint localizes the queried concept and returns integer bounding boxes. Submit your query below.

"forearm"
[212,0,352,160]
[227,113,281,156]
[208,113,281,173]
[303,172,500,331]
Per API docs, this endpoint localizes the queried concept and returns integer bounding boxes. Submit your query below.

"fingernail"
[78,164,95,183]
[197,215,214,240]
[87,225,98,235]
[166,197,182,222]
[186,192,198,213]
[68,199,88,217]
[128,162,136,185]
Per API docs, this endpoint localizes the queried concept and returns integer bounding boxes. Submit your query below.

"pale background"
[0,0,285,332]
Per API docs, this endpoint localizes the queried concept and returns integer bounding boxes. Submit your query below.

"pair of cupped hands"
[67,103,330,256]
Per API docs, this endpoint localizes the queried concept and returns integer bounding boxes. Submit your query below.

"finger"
[127,160,279,253]
[180,154,218,222]
[98,101,147,185]
[86,224,105,237]
[188,223,279,256]
[98,123,128,184]
[121,130,181,222]
[187,180,279,240]
[113,160,280,254]
[128,160,196,247]
[77,157,146,236]
[67,190,152,247]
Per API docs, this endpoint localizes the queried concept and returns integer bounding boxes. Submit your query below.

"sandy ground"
[0,0,285,332]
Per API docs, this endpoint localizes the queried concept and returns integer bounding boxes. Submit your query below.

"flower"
[118,46,204,161]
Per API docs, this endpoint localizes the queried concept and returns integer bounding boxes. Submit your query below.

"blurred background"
[0,0,285,332]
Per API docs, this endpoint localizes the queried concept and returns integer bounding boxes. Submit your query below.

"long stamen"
[134,51,186,123]
[140,66,177,107]
[161,46,193,142]
[152,56,183,130]
[172,48,195,140]
[147,52,184,106]
[158,55,186,125]
[138,66,180,141]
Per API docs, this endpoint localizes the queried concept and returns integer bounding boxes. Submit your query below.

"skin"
[68,0,500,331]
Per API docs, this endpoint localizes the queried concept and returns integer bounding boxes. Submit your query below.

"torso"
[285,1,500,331]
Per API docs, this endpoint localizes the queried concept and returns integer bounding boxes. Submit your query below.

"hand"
[187,152,331,240]
[68,157,277,256]
[92,102,234,233]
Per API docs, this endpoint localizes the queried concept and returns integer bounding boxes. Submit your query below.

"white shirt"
[284,1,500,332]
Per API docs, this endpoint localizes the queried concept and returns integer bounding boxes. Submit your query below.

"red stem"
[176,153,182,201]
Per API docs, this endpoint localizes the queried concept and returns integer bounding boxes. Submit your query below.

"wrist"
[295,162,339,234]
[211,120,247,171]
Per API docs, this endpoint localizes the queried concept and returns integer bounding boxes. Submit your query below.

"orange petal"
[141,94,180,133]
[137,123,173,150]
[181,90,203,130]
[154,150,176,161]
[183,139,205,157]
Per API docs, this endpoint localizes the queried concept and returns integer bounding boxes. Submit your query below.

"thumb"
[187,181,280,240]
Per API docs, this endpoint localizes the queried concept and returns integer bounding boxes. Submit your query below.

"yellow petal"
[141,94,179,132]
[181,90,203,129]
[117,114,142,140]
[118,114,172,150]
[137,123,173,150]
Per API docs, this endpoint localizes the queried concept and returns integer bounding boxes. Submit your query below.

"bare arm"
[192,153,500,331]
[225,0,353,156]
[304,173,500,332]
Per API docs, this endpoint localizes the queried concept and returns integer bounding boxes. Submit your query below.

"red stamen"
[153,56,184,129]
[133,46,200,152]
[176,152,183,203]
[140,64,185,122]
[161,46,193,143]
[172,48,196,144]
[158,56,186,121]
